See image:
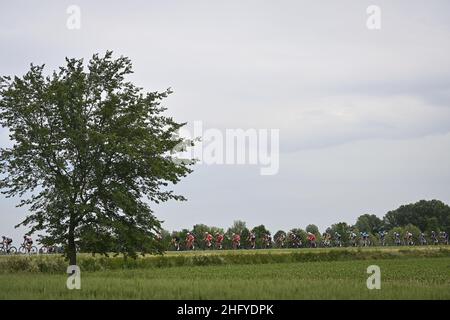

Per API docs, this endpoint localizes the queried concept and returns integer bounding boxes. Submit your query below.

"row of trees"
[159,200,450,250]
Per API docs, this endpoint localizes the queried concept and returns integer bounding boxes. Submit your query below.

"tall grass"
[1,247,449,273]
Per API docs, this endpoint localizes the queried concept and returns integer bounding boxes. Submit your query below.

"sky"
[1,0,450,241]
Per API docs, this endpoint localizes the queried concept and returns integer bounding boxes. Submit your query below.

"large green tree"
[0,52,194,265]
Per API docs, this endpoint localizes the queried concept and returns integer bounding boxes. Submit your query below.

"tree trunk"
[68,219,77,266]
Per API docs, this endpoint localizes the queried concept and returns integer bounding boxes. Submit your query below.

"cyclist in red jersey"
[232,233,241,250]
[186,232,195,250]
[204,232,213,249]
[215,233,224,249]
[307,232,316,248]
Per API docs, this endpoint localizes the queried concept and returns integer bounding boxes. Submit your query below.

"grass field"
[1,247,449,299]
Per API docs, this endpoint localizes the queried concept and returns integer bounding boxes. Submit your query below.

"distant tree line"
[160,199,450,250]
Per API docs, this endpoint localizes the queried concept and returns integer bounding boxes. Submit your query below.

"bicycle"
[19,243,38,254]
[0,243,17,255]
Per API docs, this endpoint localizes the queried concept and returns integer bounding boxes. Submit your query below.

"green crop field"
[1,247,449,299]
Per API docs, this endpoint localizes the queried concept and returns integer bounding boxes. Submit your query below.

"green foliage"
[306,224,320,235]
[0,52,194,264]
[355,214,383,234]
[329,222,352,246]
[383,199,450,233]
[158,229,172,250]
[227,220,247,235]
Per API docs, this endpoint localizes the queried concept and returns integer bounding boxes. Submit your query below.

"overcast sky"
[1,0,450,240]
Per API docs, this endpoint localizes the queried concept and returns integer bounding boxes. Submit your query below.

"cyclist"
[171,234,180,251]
[1,236,13,252]
[215,233,224,249]
[204,232,213,249]
[185,232,195,250]
[307,232,316,248]
[321,232,326,247]
[405,231,414,245]
[248,231,256,249]
[232,233,241,250]
[289,232,301,248]
[349,231,357,247]
[326,232,332,247]
[276,233,286,248]
[378,230,387,246]
[419,232,427,245]
[263,233,272,249]
[23,235,33,249]
[431,231,438,245]
[378,230,385,246]
[334,232,342,247]
[360,232,369,247]
[440,231,449,245]
[393,232,401,246]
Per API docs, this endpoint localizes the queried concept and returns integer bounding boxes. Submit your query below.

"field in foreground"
[0,257,449,299]
[0,247,449,299]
